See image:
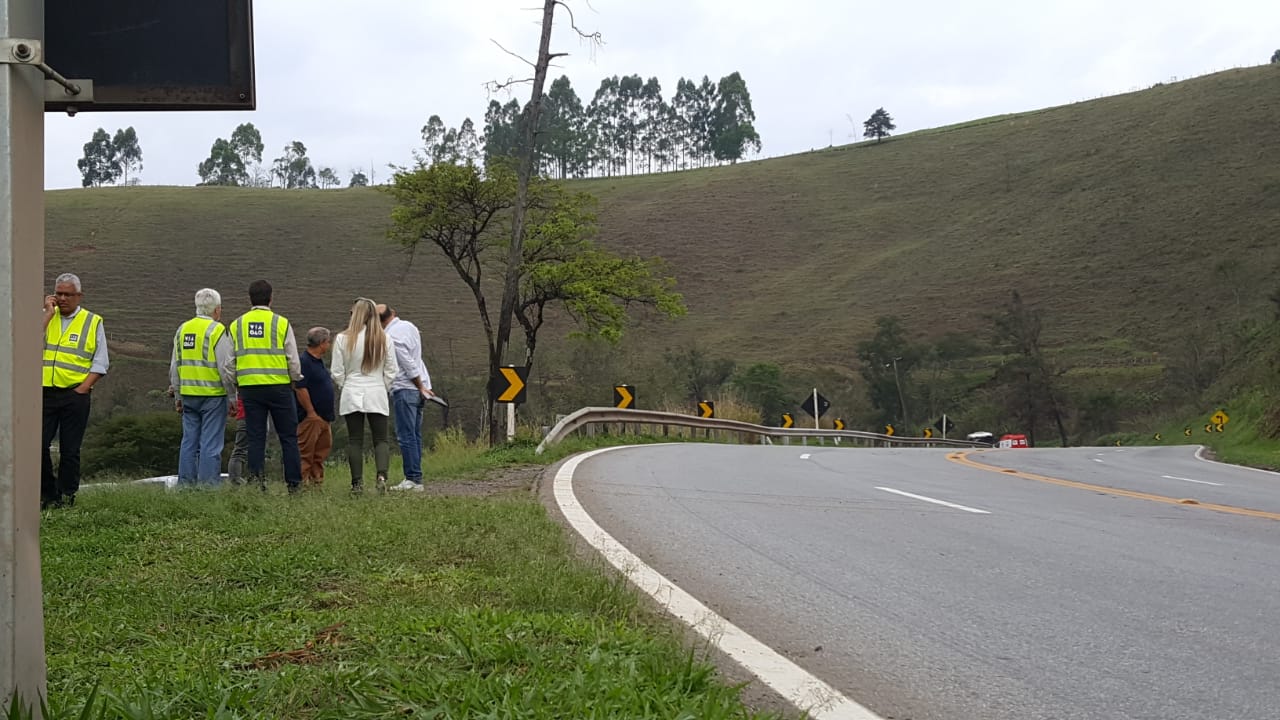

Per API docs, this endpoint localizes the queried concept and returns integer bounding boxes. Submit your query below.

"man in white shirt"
[378,304,434,491]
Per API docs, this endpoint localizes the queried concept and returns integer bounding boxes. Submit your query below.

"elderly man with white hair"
[41,272,109,509]
[168,288,237,486]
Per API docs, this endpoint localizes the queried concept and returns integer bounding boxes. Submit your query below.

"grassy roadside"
[28,436,789,720]
[1102,391,1280,471]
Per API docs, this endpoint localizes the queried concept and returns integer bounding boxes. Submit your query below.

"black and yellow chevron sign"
[781,413,794,429]
[613,385,634,409]
[1183,427,1192,437]
[885,424,895,436]
[491,365,528,404]
[698,400,715,418]
[834,418,846,430]
[923,427,934,439]
[1153,433,1162,441]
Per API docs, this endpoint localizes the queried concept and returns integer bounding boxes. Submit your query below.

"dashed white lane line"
[800,453,812,460]
[1093,458,1105,464]
[555,447,884,720]
[874,486,992,515]
[1162,474,1224,487]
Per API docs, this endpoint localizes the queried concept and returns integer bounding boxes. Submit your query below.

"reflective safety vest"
[176,316,228,396]
[229,308,291,386]
[43,308,102,388]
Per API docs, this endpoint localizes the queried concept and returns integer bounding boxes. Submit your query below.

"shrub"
[81,411,183,479]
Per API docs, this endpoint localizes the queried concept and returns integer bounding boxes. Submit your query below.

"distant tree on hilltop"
[111,127,142,185]
[348,170,369,187]
[1272,49,1280,63]
[77,128,119,187]
[863,108,896,143]
[272,141,317,189]
[196,139,244,186]
[317,167,340,189]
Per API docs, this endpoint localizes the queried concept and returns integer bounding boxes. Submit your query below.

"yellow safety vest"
[43,308,102,388]
[229,308,291,386]
[176,316,228,396]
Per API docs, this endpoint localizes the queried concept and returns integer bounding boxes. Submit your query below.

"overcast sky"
[42,0,1280,189]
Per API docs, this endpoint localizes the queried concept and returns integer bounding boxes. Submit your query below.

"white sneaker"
[391,480,419,491]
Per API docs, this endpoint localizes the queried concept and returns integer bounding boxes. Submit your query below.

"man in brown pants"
[293,327,334,486]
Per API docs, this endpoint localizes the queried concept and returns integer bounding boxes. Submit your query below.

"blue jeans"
[392,389,425,482]
[179,395,229,485]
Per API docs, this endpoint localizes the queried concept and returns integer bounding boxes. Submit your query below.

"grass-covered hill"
[45,66,1280,413]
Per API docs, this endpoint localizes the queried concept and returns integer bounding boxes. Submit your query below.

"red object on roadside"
[998,434,1029,449]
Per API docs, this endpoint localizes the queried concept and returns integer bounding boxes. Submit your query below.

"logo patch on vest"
[248,322,266,339]
[68,333,79,343]
[183,333,197,350]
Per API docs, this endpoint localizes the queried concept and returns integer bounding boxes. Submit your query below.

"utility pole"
[891,356,909,428]
[0,0,50,709]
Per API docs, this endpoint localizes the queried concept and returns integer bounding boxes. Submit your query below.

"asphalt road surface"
[570,444,1280,720]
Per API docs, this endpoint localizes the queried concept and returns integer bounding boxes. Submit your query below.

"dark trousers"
[241,384,302,488]
[344,412,389,486]
[42,386,91,504]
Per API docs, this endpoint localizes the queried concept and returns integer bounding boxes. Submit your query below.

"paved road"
[571,444,1280,720]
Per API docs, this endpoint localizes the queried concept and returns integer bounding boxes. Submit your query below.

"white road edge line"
[874,486,992,515]
[1194,445,1280,477]
[555,447,884,720]
[800,453,812,460]
[1161,474,1224,487]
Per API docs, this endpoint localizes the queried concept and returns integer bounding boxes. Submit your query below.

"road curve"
[566,444,1280,720]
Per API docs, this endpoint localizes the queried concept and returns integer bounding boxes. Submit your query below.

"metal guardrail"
[535,407,986,454]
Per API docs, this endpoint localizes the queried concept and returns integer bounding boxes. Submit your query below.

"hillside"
[45,67,1280,405]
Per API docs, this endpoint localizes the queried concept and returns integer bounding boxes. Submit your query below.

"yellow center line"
[947,451,1280,522]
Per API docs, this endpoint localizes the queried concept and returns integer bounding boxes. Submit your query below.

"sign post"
[491,365,528,442]
[1,0,48,708]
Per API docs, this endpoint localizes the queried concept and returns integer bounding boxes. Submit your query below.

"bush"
[81,411,183,479]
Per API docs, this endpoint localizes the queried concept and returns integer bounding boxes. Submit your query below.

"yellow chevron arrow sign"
[698,401,715,418]
[493,366,528,404]
[613,385,634,409]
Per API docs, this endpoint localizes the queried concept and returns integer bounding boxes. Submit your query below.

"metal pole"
[506,402,515,442]
[0,0,48,709]
[942,413,947,441]
[812,387,819,430]
[892,357,909,427]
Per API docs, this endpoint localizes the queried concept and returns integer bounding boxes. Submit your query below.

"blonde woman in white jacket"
[331,298,399,493]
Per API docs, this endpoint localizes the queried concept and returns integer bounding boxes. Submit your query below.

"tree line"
[422,71,762,179]
[195,123,369,189]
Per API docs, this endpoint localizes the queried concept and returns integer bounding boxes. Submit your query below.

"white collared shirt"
[385,317,432,392]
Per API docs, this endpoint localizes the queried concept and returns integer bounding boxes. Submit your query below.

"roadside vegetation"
[21,435,789,720]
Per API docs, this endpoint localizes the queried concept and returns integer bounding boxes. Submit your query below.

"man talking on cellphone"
[41,272,109,509]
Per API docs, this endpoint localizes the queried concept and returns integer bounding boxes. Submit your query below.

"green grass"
[1102,390,1280,470]
[45,66,1280,401]
[28,445,789,720]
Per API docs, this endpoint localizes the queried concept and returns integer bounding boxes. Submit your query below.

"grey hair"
[306,326,331,348]
[54,273,81,292]
[194,288,222,316]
